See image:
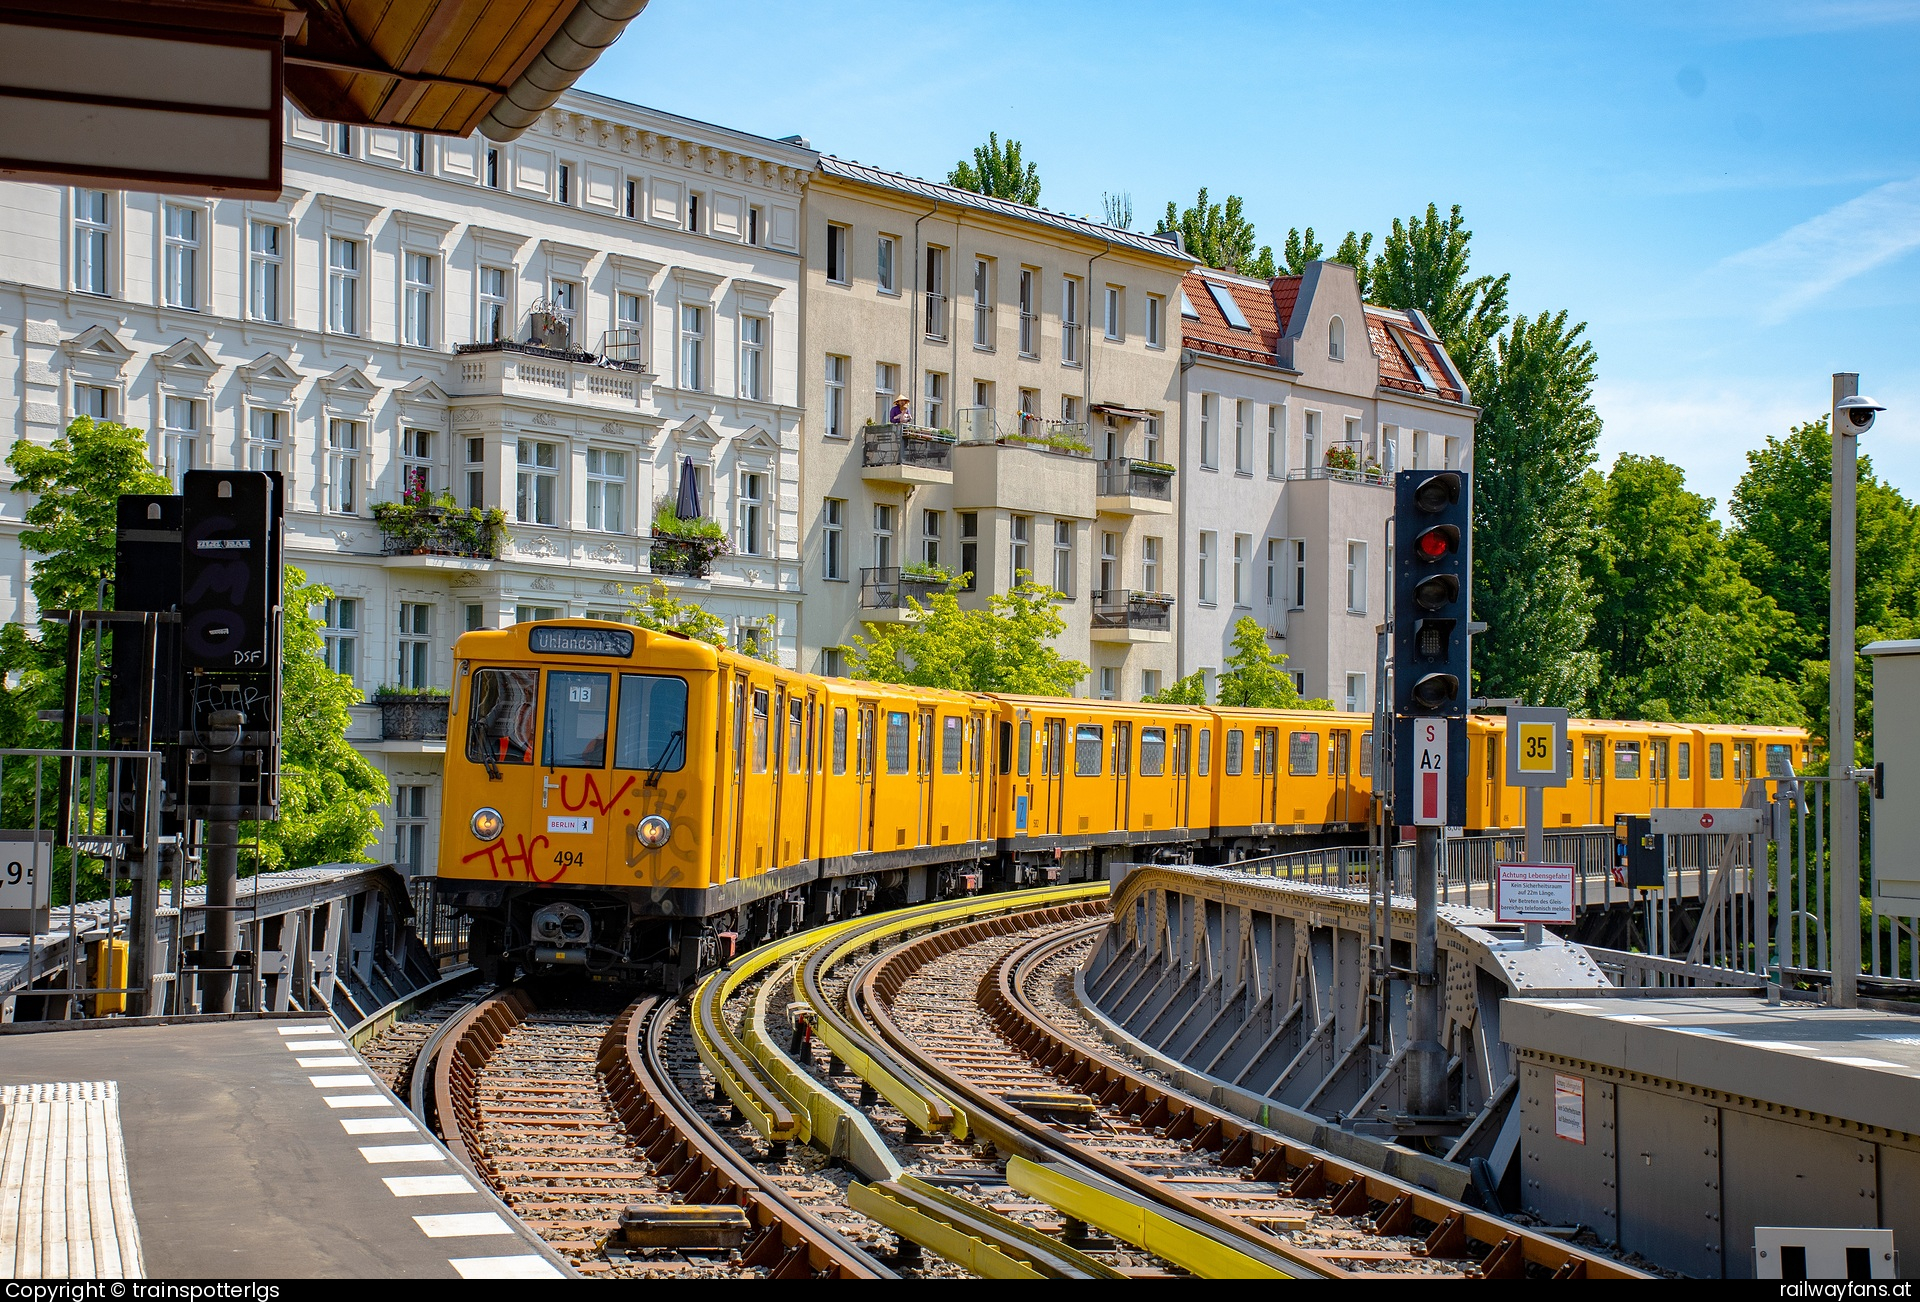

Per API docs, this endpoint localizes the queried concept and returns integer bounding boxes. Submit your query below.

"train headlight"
[471,807,504,841]
[636,815,671,849]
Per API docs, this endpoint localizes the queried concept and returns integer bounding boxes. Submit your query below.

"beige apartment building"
[798,159,1194,698]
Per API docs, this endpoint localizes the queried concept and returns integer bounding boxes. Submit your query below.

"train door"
[802,693,818,859]
[1112,721,1132,830]
[968,711,986,842]
[1650,738,1669,808]
[1258,727,1280,824]
[1583,736,1606,827]
[1482,732,1502,828]
[918,706,936,845]
[1014,716,1034,837]
[1332,729,1353,825]
[1042,717,1067,835]
[1174,725,1192,830]
[728,673,749,880]
[857,703,877,852]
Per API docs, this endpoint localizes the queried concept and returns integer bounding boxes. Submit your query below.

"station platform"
[0,1013,571,1279]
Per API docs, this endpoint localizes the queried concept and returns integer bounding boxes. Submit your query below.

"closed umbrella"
[675,456,701,520]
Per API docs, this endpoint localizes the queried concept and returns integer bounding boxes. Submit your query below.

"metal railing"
[1287,465,1392,488]
[924,291,948,341]
[862,424,954,471]
[646,533,721,578]
[859,566,953,610]
[375,504,507,560]
[1097,458,1175,499]
[1091,589,1172,632]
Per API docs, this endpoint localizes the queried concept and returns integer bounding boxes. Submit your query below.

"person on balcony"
[888,397,911,426]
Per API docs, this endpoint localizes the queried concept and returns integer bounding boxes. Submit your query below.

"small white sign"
[1648,806,1766,836]
[1553,1073,1585,1144]
[1497,863,1577,924]
[546,816,594,834]
[0,838,49,911]
[1412,718,1447,827]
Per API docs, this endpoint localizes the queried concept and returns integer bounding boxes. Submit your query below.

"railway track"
[415,987,900,1279]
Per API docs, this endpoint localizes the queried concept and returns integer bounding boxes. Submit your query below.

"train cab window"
[834,708,849,775]
[1677,742,1691,780]
[1225,729,1244,776]
[1018,720,1032,776]
[788,698,806,772]
[466,667,538,766]
[542,671,611,767]
[886,711,911,773]
[1613,741,1640,780]
[612,674,689,772]
[1198,729,1211,776]
[1709,742,1724,780]
[1767,743,1793,778]
[1140,728,1166,776]
[1075,725,1103,776]
[752,690,770,774]
[1289,731,1319,776]
[942,716,964,774]
[1359,731,1373,778]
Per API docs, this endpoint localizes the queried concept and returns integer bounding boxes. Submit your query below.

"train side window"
[1709,742,1724,779]
[1614,741,1640,780]
[999,721,1013,774]
[1288,731,1319,776]
[886,711,911,774]
[1677,741,1691,780]
[942,716,964,774]
[1075,725,1103,776]
[1225,729,1244,776]
[834,708,849,775]
[1017,720,1032,777]
[752,690,770,774]
[1198,729,1211,776]
[1140,728,1165,776]
[542,671,611,768]
[1359,730,1373,778]
[612,673,689,771]
[788,697,805,773]
[465,668,538,766]
[1766,743,1793,778]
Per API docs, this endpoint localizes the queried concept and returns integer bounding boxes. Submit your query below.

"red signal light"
[1416,530,1449,560]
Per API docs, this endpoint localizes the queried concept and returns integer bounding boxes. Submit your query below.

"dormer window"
[1204,280,1249,330]
[1329,315,1346,361]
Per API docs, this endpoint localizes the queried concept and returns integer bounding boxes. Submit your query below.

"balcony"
[374,691,449,744]
[452,338,649,410]
[1091,589,1174,644]
[1290,440,1390,488]
[862,424,954,486]
[858,567,952,620]
[647,532,727,579]
[953,422,1094,518]
[1096,458,1175,516]
[373,500,506,570]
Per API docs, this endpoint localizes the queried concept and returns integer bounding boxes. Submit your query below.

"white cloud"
[1592,379,1822,514]
[1716,175,1920,324]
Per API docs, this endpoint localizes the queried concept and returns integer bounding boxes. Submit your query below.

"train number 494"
[553,850,587,870]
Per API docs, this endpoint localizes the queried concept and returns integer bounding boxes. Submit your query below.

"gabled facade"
[798,158,1194,699]
[1176,263,1477,710]
[0,91,816,872]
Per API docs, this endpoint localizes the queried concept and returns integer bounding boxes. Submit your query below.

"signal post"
[1391,469,1472,1124]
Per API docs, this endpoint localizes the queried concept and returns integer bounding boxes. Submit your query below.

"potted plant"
[649,496,732,578]
[1324,444,1360,473]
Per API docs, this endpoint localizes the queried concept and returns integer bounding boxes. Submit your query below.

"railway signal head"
[1394,469,1472,720]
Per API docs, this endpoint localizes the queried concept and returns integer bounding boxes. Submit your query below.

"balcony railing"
[860,566,953,610]
[1097,458,1175,499]
[647,533,723,578]
[924,291,948,341]
[863,424,954,471]
[374,692,449,741]
[373,502,508,560]
[1287,465,1392,488]
[1092,589,1173,631]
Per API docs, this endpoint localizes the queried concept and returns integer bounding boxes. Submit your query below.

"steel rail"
[990,922,1648,1280]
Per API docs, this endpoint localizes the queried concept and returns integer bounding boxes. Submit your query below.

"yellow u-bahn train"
[433,621,1809,985]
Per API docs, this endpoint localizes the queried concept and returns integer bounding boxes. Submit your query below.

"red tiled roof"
[1178,269,1300,366]
[1365,308,1465,404]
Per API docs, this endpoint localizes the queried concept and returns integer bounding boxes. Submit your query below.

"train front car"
[436,621,719,986]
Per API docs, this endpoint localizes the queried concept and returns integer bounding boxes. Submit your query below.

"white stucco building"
[1176,263,1478,710]
[0,91,817,872]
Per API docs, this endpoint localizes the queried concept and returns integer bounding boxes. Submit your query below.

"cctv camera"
[1837,394,1885,432]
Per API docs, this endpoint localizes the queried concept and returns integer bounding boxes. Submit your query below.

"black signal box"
[1615,814,1664,890]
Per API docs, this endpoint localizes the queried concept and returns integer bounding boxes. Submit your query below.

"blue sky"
[580,0,1920,514]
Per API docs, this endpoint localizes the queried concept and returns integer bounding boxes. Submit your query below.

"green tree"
[250,568,387,871]
[1281,227,1323,275]
[1157,189,1275,278]
[1142,672,1208,705]
[845,578,1087,695]
[1331,230,1374,297]
[8,417,169,613]
[1469,310,1604,709]
[947,132,1041,206]
[1215,617,1332,709]
[1101,191,1133,230]
[1582,455,1802,726]
[622,578,776,662]
[1369,204,1511,386]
